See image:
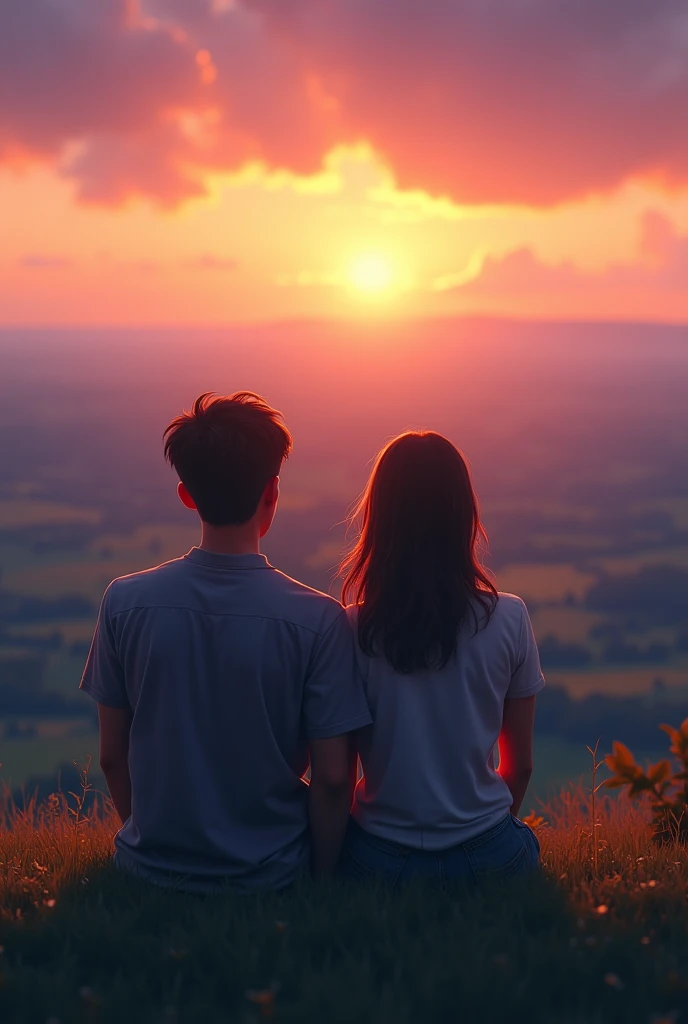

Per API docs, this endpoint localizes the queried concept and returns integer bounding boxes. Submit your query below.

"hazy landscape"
[1,317,686,803]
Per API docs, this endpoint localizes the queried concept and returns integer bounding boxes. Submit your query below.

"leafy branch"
[604,718,688,843]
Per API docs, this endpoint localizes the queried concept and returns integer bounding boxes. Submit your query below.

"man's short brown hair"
[163,392,292,526]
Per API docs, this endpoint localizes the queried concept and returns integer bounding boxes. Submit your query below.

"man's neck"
[199,522,261,556]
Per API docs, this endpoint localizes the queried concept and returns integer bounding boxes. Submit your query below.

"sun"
[348,253,394,294]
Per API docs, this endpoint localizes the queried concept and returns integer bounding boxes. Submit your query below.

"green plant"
[604,718,688,843]
[67,756,93,858]
[586,739,606,875]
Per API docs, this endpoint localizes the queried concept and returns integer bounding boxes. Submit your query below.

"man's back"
[81,547,371,892]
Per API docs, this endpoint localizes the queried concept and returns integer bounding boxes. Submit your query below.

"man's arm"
[497,695,536,817]
[308,733,358,878]
[98,704,133,824]
[81,584,133,826]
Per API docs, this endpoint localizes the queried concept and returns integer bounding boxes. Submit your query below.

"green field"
[3,489,688,808]
[0,730,102,791]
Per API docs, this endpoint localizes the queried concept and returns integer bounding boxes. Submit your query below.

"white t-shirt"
[348,593,545,850]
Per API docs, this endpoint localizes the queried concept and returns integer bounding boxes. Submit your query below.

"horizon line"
[0,312,687,332]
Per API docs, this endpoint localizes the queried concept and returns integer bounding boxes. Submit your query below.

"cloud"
[264,0,688,206]
[2,1,688,206]
[190,254,238,270]
[19,255,72,269]
[0,0,203,204]
[440,210,688,302]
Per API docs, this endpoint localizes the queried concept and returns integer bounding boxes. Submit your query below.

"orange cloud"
[3,1,688,207]
[190,254,238,269]
[441,211,688,318]
[19,254,73,269]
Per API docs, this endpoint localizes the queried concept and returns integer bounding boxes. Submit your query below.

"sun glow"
[348,253,395,293]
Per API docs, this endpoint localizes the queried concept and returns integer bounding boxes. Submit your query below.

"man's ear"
[265,476,280,507]
[177,481,197,511]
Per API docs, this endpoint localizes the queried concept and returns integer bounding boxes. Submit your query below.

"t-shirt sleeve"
[302,608,372,739]
[506,600,546,699]
[79,586,130,709]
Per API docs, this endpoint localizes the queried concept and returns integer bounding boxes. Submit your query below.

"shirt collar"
[184,547,271,571]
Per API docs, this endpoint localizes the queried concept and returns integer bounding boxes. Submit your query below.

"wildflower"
[641,936,651,945]
[245,990,276,1019]
[44,899,56,908]
[79,987,101,1006]
[246,982,281,1020]
[596,904,609,915]
[604,973,624,990]
[662,971,688,993]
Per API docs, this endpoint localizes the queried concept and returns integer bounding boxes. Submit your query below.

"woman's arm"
[308,734,357,877]
[497,695,536,817]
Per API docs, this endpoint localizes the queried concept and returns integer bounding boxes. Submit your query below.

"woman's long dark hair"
[341,431,498,673]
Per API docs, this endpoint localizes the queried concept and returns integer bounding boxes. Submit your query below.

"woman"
[339,431,544,885]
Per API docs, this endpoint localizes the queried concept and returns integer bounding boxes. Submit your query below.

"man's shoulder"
[104,557,189,612]
[103,556,346,638]
[265,569,345,636]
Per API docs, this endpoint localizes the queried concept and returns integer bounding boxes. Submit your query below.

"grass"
[1,782,688,1024]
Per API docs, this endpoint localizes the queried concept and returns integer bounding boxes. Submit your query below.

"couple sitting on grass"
[81,391,545,893]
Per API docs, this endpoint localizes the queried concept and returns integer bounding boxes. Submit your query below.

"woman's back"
[339,429,544,880]
[349,592,544,848]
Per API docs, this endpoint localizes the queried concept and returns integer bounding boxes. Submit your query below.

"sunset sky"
[2,0,688,325]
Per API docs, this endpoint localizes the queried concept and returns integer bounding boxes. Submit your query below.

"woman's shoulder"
[494,591,528,612]
[348,595,528,625]
[479,591,530,631]
[344,602,360,627]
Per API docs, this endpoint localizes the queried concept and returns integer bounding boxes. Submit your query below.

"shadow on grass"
[4,863,682,1024]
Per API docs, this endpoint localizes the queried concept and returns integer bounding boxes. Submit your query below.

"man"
[80,391,371,892]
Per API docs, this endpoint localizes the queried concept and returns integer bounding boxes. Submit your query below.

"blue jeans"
[339,814,540,886]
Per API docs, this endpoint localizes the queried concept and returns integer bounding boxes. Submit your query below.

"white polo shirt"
[348,593,545,850]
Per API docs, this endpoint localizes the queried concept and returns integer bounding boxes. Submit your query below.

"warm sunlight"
[348,253,395,294]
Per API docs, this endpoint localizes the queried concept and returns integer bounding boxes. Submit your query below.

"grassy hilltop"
[1,782,687,1024]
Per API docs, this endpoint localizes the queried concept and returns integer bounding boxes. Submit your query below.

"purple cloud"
[2,1,688,206]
